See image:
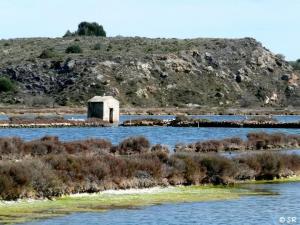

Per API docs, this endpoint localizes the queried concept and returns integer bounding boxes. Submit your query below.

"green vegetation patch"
[0,185,270,224]
[0,77,15,92]
[39,48,58,59]
[65,44,82,54]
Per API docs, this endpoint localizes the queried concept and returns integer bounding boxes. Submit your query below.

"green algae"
[0,185,279,224]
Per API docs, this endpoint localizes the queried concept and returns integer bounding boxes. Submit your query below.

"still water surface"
[0,125,299,148]
[23,182,300,225]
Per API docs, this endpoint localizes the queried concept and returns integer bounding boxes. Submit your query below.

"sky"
[0,0,299,60]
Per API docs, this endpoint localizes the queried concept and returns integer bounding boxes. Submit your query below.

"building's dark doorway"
[109,108,114,123]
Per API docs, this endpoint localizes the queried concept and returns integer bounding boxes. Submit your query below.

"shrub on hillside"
[63,30,74,38]
[289,59,300,71]
[0,77,14,92]
[92,43,102,50]
[65,44,82,54]
[39,48,57,59]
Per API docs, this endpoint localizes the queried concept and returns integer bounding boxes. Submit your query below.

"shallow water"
[22,182,300,225]
[0,125,299,148]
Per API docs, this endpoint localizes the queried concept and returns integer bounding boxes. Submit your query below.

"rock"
[215,92,224,98]
[235,74,243,83]
[270,92,278,101]
[64,78,76,85]
[51,61,63,70]
[281,74,290,81]
[166,84,176,89]
[110,87,120,96]
[237,68,246,75]
[206,66,214,72]
[257,57,264,66]
[285,86,295,96]
[186,103,200,107]
[136,88,149,99]
[64,59,75,71]
[205,52,212,61]
[216,71,227,78]
[267,66,274,72]
[192,50,200,58]
[160,72,168,78]
[275,58,283,67]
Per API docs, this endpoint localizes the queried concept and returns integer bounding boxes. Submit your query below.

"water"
[23,182,300,225]
[0,126,299,149]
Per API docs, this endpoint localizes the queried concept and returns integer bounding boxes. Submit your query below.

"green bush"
[65,44,82,54]
[0,77,14,92]
[63,30,73,38]
[39,48,57,59]
[92,43,102,50]
[290,60,300,71]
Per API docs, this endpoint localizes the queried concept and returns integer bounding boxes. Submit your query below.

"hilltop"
[0,36,299,109]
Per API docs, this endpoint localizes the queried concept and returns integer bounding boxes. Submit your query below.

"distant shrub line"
[175,132,300,153]
[0,134,299,200]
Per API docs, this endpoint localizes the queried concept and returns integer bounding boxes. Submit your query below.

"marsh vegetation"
[0,134,299,201]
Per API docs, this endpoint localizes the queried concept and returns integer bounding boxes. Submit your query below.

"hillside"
[0,36,299,108]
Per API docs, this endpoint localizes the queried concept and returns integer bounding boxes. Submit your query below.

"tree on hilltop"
[63,22,106,37]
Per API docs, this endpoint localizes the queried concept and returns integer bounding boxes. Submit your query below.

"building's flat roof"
[88,96,119,103]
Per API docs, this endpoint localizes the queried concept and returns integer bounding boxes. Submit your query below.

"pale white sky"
[0,0,299,60]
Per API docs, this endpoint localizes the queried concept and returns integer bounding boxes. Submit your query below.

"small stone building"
[87,96,119,123]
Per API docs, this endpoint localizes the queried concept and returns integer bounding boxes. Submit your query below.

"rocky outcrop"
[0,37,298,107]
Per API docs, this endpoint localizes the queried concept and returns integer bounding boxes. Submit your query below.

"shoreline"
[1,179,298,224]
[1,106,300,116]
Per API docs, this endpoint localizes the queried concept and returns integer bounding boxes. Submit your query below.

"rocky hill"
[0,36,299,108]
